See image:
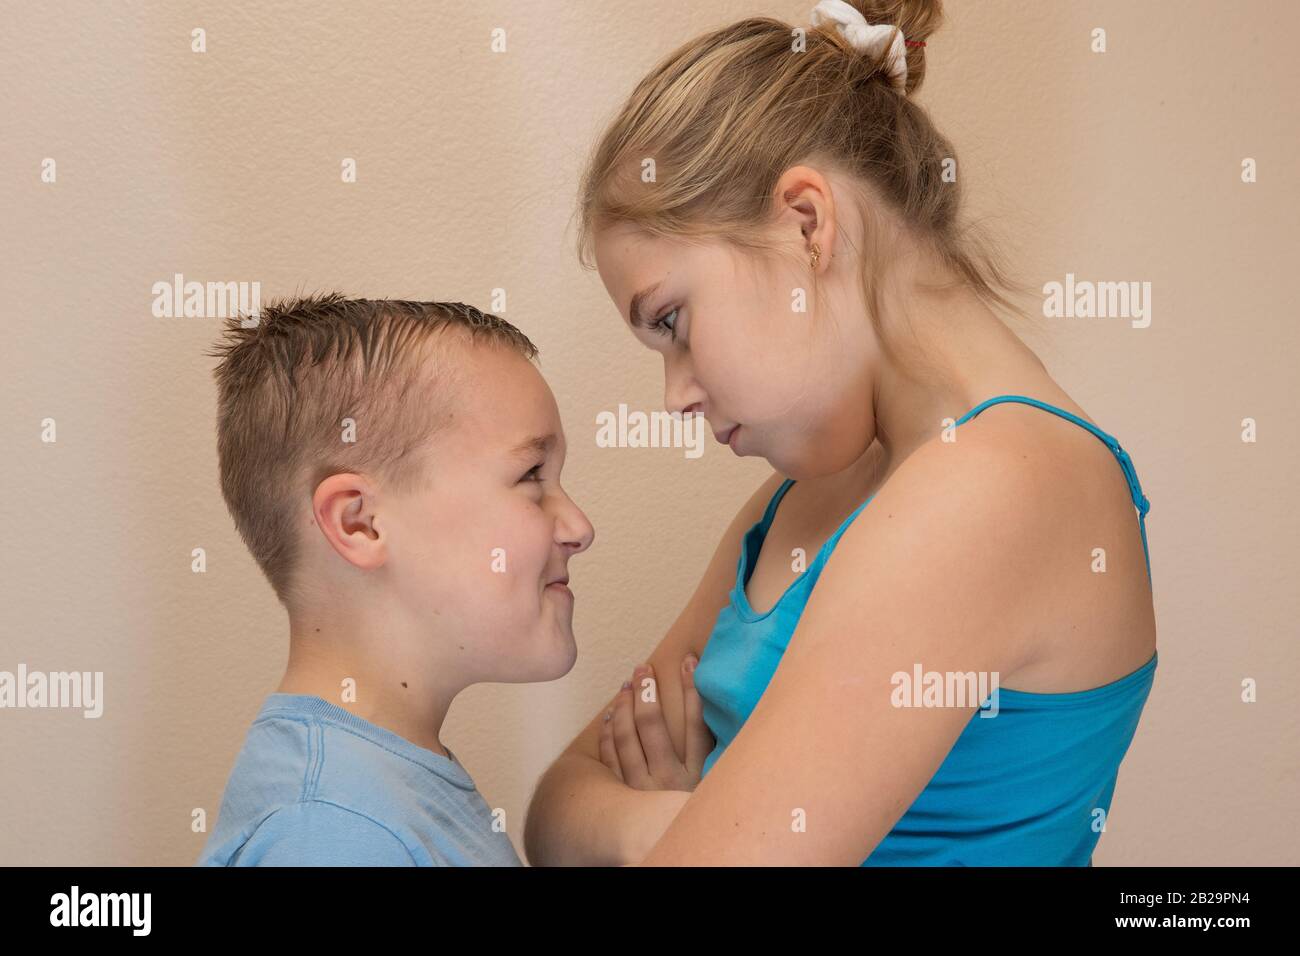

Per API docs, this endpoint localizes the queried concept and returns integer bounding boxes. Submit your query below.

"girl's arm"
[524,750,690,866]
[633,435,1056,865]
[523,471,785,867]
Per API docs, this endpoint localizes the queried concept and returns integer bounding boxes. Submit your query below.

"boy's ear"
[311,473,386,571]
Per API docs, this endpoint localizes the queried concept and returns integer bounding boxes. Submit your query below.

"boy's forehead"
[436,341,561,450]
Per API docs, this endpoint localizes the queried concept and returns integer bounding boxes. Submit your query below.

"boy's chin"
[543,649,579,682]
[508,623,578,683]
[538,625,579,680]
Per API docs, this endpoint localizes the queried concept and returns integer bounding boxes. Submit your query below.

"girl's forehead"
[594,230,661,300]
[595,224,651,264]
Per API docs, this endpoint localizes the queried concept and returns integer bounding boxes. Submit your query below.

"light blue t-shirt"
[197,693,523,866]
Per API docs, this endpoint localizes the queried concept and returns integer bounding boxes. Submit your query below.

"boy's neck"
[277,616,461,761]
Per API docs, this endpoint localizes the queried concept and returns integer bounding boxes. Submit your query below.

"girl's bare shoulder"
[845,402,1154,689]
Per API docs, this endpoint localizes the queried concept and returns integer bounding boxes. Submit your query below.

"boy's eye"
[520,463,543,483]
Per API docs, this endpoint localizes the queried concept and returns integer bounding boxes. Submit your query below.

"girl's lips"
[727,426,741,451]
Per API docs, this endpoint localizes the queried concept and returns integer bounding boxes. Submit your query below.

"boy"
[197,294,594,866]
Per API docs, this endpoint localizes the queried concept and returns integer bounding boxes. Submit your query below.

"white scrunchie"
[809,0,909,93]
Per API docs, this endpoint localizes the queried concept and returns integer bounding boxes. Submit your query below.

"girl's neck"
[870,287,1060,472]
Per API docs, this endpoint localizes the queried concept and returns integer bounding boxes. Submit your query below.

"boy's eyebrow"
[509,433,557,459]
[628,282,663,330]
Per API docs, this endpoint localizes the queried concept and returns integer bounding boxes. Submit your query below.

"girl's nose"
[663,354,706,416]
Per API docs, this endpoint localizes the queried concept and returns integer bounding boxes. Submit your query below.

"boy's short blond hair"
[210,293,538,605]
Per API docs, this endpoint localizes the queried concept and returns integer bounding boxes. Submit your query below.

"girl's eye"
[652,308,680,342]
[520,463,543,483]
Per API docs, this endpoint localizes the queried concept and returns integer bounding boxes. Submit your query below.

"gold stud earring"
[810,243,821,269]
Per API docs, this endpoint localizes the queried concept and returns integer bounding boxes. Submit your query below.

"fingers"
[598,702,624,783]
[630,664,680,777]
[602,660,710,792]
[680,654,714,775]
[608,678,651,787]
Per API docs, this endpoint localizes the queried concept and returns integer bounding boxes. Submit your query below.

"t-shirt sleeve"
[230,801,418,866]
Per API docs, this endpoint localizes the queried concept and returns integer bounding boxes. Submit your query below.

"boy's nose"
[557,497,595,554]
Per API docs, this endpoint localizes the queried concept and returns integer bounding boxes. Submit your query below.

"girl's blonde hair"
[575,0,1029,368]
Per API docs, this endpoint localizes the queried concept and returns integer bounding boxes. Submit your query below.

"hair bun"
[822,0,943,95]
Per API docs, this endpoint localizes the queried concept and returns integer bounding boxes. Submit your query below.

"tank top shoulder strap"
[956,395,1152,583]
[757,477,797,533]
[754,476,878,574]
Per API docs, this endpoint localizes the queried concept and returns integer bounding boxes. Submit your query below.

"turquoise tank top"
[692,395,1158,866]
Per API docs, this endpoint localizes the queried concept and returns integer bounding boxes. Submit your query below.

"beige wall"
[1,1,1295,866]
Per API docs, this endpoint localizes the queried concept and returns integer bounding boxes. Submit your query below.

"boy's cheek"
[397,499,550,592]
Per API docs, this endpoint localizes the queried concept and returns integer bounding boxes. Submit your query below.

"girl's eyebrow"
[628,281,663,330]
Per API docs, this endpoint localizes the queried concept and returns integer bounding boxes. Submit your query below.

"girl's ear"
[774,164,838,263]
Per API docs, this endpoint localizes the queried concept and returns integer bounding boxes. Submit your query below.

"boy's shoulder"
[214,798,420,866]
[197,694,523,867]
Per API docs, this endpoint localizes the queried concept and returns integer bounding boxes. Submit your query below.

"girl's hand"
[599,655,714,792]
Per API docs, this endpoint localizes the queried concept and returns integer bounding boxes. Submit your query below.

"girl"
[524,0,1157,866]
